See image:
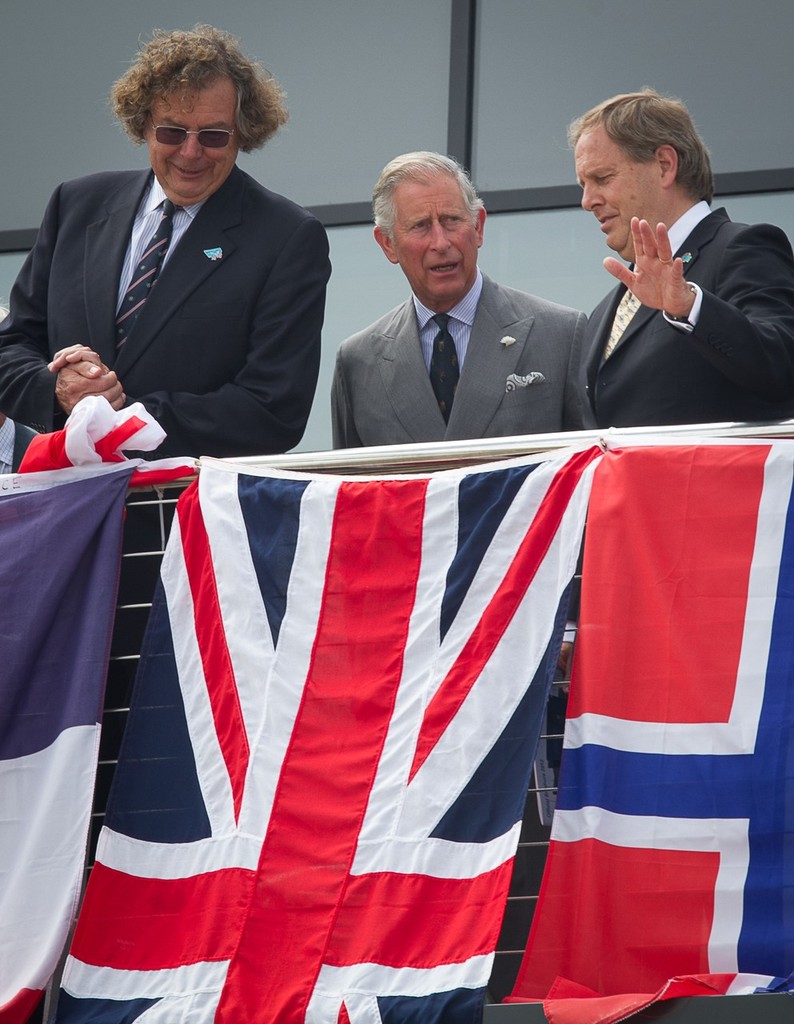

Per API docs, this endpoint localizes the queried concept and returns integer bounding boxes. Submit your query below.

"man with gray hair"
[331,151,586,448]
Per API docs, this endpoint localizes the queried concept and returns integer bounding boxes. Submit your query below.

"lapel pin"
[500,335,517,347]
[203,247,223,261]
[680,252,693,264]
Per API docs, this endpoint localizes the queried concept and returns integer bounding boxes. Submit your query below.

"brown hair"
[568,88,714,203]
[111,24,288,153]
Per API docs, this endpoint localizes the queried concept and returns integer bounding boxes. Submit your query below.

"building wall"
[2,0,792,451]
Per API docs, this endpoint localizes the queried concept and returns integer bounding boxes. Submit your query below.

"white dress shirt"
[413,269,484,372]
[116,180,205,311]
[662,200,712,332]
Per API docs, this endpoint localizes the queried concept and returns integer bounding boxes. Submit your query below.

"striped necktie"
[429,313,459,422]
[116,199,176,350]
[603,289,641,360]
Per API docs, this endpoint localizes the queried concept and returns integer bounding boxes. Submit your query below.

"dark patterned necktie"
[116,199,176,350]
[429,313,459,422]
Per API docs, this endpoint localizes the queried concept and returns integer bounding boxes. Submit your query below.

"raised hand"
[603,218,695,318]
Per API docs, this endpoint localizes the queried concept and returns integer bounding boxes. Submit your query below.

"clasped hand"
[49,345,126,415]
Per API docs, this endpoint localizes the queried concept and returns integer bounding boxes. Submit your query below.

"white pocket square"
[505,372,546,391]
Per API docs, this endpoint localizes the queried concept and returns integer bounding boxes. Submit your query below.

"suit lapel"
[585,289,619,388]
[84,173,149,367]
[447,276,530,438]
[113,169,243,376]
[608,296,655,351]
[375,302,447,441]
[586,205,729,378]
[672,206,727,269]
[588,285,656,375]
[588,208,729,381]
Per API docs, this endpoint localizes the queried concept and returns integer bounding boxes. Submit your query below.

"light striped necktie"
[603,289,641,360]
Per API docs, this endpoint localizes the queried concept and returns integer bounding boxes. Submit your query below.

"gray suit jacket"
[331,275,586,447]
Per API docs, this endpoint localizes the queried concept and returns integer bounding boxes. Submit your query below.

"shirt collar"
[146,177,206,219]
[413,269,483,330]
[668,201,711,255]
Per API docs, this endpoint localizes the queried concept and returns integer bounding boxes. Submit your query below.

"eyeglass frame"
[150,122,236,149]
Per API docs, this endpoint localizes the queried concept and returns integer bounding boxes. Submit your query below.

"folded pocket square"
[505,372,546,391]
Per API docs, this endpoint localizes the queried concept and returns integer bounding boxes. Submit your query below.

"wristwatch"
[664,284,698,325]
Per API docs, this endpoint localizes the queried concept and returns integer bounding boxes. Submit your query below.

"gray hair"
[372,151,484,239]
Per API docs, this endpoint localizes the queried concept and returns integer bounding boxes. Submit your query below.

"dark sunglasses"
[152,124,235,149]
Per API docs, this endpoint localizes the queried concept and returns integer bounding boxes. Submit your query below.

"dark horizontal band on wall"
[2,167,793,252]
[484,167,794,215]
[0,228,37,253]
[302,167,794,226]
[305,200,373,228]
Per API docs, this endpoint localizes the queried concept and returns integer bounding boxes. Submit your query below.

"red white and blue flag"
[55,446,599,1023]
[509,441,794,1023]
[0,464,132,1024]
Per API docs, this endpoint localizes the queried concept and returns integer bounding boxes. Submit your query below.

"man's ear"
[374,225,400,265]
[656,144,679,188]
[475,207,486,248]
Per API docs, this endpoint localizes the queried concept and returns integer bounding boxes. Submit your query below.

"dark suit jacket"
[0,166,331,458]
[11,420,36,471]
[583,208,794,428]
[331,274,587,447]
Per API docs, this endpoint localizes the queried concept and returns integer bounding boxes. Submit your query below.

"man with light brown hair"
[571,88,794,428]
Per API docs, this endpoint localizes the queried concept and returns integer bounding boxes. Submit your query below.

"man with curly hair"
[0,25,330,458]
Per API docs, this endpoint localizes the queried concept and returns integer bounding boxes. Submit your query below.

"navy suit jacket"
[11,420,36,471]
[0,166,331,458]
[583,208,794,428]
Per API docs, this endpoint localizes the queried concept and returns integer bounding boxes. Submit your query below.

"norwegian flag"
[55,446,600,1023]
[509,441,794,1023]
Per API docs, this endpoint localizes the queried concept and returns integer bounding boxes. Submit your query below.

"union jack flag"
[56,446,600,1023]
[510,441,794,1022]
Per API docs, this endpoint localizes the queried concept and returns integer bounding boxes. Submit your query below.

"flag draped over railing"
[9,436,794,1024]
[509,440,794,1022]
[0,464,132,1024]
[18,395,196,486]
[54,447,599,1024]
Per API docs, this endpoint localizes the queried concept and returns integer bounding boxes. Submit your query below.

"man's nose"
[179,132,205,157]
[428,220,450,247]
[580,184,598,212]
